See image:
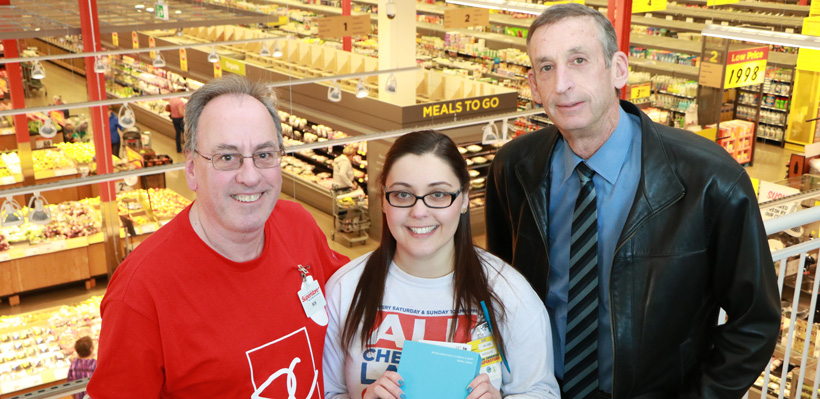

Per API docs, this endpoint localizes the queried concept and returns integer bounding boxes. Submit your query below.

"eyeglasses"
[384,189,462,208]
[194,148,285,171]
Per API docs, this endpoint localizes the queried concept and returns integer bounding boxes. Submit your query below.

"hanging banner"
[723,46,768,89]
[632,0,667,14]
[148,36,156,60]
[155,2,170,21]
[214,61,222,78]
[112,32,119,47]
[179,48,188,72]
[444,8,490,29]
[131,31,139,49]
[797,17,820,72]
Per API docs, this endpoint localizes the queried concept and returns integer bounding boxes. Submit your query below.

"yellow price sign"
[131,31,139,49]
[213,61,222,78]
[148,36,156,60]
[723,47,768,89]
[632,0,666,14]
[630,82,652,100]
[112,32,118,47]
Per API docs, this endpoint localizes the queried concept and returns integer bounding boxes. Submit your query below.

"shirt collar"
[558,105,635,185]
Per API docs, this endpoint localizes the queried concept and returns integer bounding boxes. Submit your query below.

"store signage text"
[444,8,490,29]
[318,15,370,38]
[220,57,246,76]
[724,46,768,89]
[629,82,651,101]
[423,97,501,118]
[155,2,169,21]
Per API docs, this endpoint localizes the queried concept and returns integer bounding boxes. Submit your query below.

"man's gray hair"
[527,3,619,68]
[183,75,283,152]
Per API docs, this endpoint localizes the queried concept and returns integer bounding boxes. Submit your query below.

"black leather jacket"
[485,101,780,398]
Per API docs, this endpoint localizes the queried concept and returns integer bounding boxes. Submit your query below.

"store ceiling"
[0,0,274,40]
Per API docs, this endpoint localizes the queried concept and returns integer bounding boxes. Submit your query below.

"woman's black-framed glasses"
[384,188,462,208]
[194,148,285,171]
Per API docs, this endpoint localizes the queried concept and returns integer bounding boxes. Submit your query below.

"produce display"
[32,149,76,172]
[118,188,191,220]
[0,296,101,390]
[0,201,100,244]
[56,142,128,173]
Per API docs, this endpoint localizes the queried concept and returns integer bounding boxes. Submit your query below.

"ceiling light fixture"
[207,47,220,63]
[152,52,166,68]
[701,24,820,50]
[1,197,24,227]
[38,118,57,138]
[273,41,283,58]
[328,80,342,102]
[119,104,136,129]
[355,78,369,98]
[27,193,51,225]
[385,73,398,94]
[31,61,46,79]
[260,42,271,57]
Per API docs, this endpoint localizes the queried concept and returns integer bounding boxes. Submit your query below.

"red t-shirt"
[168,97,185,119]
[87,200,348,398]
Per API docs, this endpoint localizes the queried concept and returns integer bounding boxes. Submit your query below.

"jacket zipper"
[609,190,684,397]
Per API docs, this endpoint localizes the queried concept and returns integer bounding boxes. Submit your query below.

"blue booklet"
[397,340,481,399]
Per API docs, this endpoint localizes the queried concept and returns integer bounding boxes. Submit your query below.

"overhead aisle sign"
[318,15,370,39]
[444,8,490,29]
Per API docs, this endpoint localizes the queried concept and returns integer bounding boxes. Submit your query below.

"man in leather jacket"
[485,4,780,398]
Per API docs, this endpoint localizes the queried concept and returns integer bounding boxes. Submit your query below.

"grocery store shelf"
[417,22,527,50]
[630,33,701,54]
[262,0,377,21]
[628,56,699,78]
[669,0,809,16]
[631,15,706,33]
[586,0,803,30]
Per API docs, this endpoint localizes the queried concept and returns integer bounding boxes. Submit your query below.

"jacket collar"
[512,101,685,241]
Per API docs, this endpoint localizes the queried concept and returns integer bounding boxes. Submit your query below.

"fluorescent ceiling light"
[701,24,820,51]
[445,0,546,15]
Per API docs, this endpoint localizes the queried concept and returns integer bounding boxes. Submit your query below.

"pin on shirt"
[297,264,328,326]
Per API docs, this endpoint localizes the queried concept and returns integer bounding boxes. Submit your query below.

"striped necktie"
[563,162,599,398]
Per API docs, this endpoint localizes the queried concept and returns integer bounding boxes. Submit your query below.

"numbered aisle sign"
[318,15,370,39]
[632,0,666,14]
[724,46,768,89]
[698,49,725,89]
[444,8,490,29]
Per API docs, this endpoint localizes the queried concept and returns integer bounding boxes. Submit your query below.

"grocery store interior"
[1,0,819,397]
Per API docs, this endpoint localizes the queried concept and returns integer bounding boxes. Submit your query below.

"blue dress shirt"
[546,106,642,392]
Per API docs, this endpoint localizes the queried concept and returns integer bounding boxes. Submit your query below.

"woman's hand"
[362,371,405,399]
[466,373,501,399]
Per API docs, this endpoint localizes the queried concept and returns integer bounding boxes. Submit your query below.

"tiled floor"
[0,61,798,316]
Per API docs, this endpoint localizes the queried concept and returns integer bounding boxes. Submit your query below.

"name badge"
[298,276,327,318]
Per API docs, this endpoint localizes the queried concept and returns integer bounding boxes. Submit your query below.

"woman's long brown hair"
[340,130,506,359]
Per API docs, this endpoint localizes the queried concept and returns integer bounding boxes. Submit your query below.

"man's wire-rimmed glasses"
[384,188,463,208]
[194,148,285,171]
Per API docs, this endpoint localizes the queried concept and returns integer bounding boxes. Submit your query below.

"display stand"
[785,16,820,152]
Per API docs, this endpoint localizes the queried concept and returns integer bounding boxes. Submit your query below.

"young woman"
[323,131,559,399]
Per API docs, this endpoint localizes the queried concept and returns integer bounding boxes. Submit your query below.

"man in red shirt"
[88,76,349,398]
[168,89,186,153]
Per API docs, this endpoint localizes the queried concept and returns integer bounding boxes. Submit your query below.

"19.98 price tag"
[723,47,768,89]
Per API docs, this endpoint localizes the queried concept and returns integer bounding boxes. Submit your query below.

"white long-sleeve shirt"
[323,248,561,399]
[333,154,354,189]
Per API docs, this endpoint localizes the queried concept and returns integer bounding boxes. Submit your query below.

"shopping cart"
[331,188,370,247]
